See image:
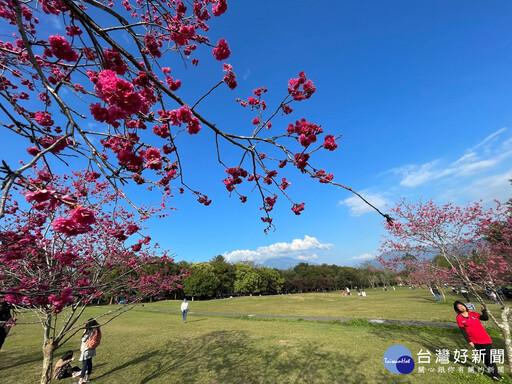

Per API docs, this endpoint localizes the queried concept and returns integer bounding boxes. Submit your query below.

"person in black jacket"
[0,302,12,350]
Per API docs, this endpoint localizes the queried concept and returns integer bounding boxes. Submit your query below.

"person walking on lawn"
[181,298,189,323]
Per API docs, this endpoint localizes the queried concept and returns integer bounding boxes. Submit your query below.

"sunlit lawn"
[1,288,510,384]
[147,286,502,323]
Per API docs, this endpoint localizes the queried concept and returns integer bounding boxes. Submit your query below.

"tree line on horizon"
[128,256,398,301]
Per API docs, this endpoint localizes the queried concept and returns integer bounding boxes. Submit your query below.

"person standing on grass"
[181,298,189,323]
[431,286,442,302]
[459,284,471,302]
[75,319,101,384]
[454,301,501,382]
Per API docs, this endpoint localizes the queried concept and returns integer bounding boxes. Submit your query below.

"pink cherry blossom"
[25,189,52,203]
[65,25,82,36]
[212,38,230,61]
[51,217,92,236]
[34,111,54,127]
[104,48,128,75]
[187,117,201,134]
[171,25,195,46]
[291,202,305,215]
[70,206,96,225]
[145,147,163,170]
[48,34,79,62]
[144,33,162,58]
[223,70,237,89]
[212,0,227,16]
[323,134,338,151]
[293,153,310,170]
[27,146,41,155]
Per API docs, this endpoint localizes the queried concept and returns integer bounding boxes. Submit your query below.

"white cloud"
[453,152,477,165]
[340,192,388,216]
[350,253,376,261]
[439,171,512,204]
[223,236,332,263]
[222,250,260,261]
[445,147,512,179]
[297,253,319,261]
[243,69,251,81]
[503,137,512,148]
[389,128,512,188]
[398,161,439,187]
[46,15,63,30]
[454,159,499,177]
[472,128,507,151]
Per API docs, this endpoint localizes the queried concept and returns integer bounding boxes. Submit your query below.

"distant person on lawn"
[181,298,189,323]
[459,285,470,302]
[430,286,442,302]
[454,301,501,382]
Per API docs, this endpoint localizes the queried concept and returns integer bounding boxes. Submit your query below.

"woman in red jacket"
[454,301,501,382]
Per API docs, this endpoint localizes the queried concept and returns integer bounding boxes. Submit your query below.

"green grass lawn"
[148,286,502,323]
[1,288,510,384]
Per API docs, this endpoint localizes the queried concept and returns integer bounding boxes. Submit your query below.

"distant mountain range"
[263,257,312,270]
[375,242,479,265]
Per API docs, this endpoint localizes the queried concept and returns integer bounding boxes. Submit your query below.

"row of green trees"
[165,256,397,300]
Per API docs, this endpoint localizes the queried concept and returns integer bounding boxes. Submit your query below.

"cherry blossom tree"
[0,0,390,231]
[0,168,188,383]
[406,261,453,301]
[380,199,512,373]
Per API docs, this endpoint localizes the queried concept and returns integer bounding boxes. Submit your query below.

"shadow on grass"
[184,318,208,323]
[93,350,160,380]
[0,349,42,370]
[367,323,461,356]
[97,329,415,384]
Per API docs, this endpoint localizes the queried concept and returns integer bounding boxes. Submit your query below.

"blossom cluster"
[292,202,305,215]
[288,71,316,101]
[102,133,144,172]
[223,63,238,89]
[162,67,182,91]
[52,206,97,236]
[157,105,202,134]
[287,118,323,148]
[323,134,338,151]
[89,69,153,127]
[315,169,334,183]
[37,135,72,154]
[47,34,79,62]
[212,38,231,61]
[223,167,249,192]
[212,0,228,16]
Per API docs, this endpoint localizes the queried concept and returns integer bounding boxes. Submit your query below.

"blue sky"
[2,1,512,267]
